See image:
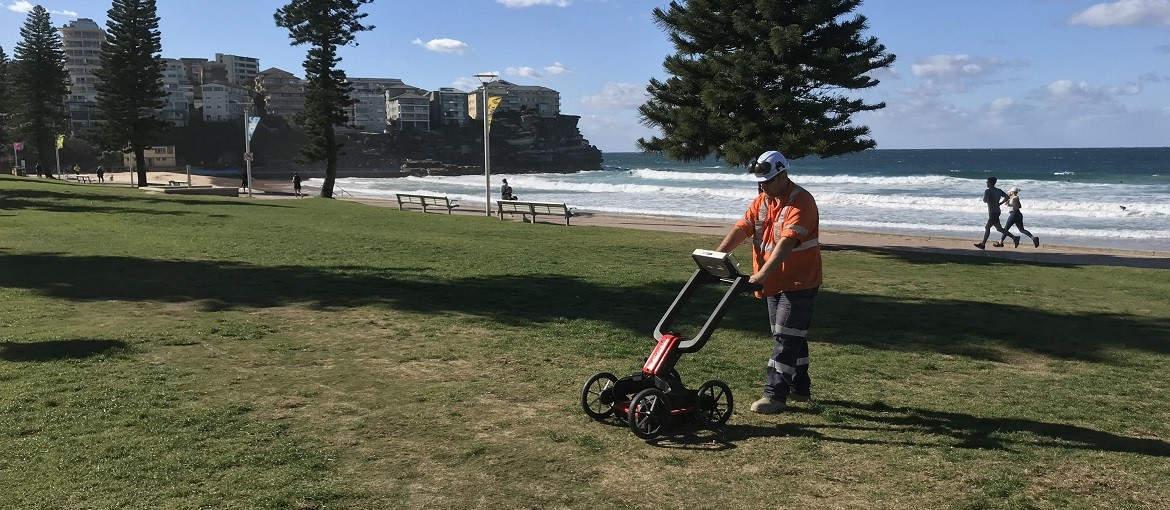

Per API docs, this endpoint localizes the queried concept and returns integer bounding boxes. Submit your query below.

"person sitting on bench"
[501,179,518,201]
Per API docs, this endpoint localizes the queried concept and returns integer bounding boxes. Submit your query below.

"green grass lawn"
[2,175,1169,509]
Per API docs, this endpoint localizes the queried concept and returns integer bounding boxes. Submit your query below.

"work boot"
[789,390,811,403]
[750,396,786,414]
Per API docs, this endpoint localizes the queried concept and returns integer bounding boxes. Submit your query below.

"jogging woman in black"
[998,187,1040,248]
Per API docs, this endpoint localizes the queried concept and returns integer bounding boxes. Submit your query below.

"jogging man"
[975,176,1018,249]
[715,150,822,415]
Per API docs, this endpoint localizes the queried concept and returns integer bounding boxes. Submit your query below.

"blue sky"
[3,0,1170,151]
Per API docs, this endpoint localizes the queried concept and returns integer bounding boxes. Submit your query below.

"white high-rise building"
[346,78,425,132]
[60,18,105,134]
[387,92,431,131]
[202,82,248,122]
[215,53,260,88]
[161,59,195,127]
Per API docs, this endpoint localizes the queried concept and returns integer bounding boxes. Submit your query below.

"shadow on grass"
[0,186,290,210]
[0,251,1167,363]
[0,339,129,362]
[824,244,1170,270]
[814,291,1170,362]
[0,195,228,217]
[720,399,1170,457]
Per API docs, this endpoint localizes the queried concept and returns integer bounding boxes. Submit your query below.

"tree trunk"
[320,124,336,199]
[135,146,147,187]
[38,137,54,178]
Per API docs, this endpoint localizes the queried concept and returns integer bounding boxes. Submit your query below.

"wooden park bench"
[395,193,459,214]
[65,175,94,184]
[497,200,576,226]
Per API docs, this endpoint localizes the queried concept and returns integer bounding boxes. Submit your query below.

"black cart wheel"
[580,372,618,420]
[628,388,670,440]
[696,380,734,429]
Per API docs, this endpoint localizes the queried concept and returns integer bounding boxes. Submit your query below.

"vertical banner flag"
[56,135,65,150]
[487,96,503,124]
[247,117,261,143]
[12,142,23,151]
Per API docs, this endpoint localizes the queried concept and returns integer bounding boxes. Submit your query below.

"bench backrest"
[499,200,569,215]
[397,194,455,207]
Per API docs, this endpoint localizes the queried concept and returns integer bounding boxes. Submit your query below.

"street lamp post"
[475,73,499,216]
[243,102,254,198]
[231,98,258,198]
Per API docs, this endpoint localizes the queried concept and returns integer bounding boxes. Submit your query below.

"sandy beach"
[313,190,1170,270]
[63,170,235,188]
[50,174,1165,269]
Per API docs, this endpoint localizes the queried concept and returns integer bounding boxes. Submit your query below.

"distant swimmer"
[974,177,1019,250]
[997,187,1040,248]
[1120,205,1128,211]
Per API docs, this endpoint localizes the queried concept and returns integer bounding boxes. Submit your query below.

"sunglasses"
[749,160,787,178]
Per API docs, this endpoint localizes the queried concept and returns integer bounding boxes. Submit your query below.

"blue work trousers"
[764,287,819,401]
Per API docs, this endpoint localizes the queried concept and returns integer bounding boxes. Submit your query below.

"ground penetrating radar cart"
[580,249,760,440]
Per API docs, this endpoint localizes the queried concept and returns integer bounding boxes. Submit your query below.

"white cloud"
[911,54,1013,80]
[989,97,1015,113]
[6,0,33,12]
[412,37,469,55]
[856,72,1170,148]
[497,0,570,7]
[909,54,1020,94]
[1043,79,1144,105]
[502,62,569,80]
[452,77,482,91]
[452,72,500,91]
[1070,0,1170,27]
[581,82,647,109]
[6,1,78,17]
[505,66,541,78]
[543,62,569,76]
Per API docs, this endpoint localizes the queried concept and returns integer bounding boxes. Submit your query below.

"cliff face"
[249,111,602,178]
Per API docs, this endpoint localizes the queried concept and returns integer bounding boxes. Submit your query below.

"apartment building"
[429,88,468,128]
[122,146,177,169]
[202,82,249,122]
[346,78,425,132]
[254,67,305,121]
[467,80,560,120]
[387,92,431,131]
[161,58,195,127]
[59,18,105,134]
[215,53,260,88]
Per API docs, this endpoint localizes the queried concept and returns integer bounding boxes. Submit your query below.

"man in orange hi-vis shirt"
[715,150,822,415]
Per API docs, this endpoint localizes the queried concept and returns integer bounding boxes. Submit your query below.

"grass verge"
[2,176,1169,508]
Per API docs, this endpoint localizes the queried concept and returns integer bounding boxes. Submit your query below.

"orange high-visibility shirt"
[734,184,822,297]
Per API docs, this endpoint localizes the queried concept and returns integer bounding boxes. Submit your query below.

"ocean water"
[313,148,1170,252]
